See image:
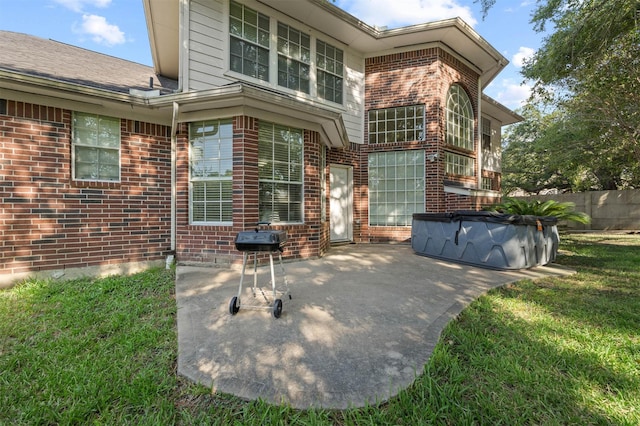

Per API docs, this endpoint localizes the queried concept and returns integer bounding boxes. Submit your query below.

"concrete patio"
[175,243,573,409]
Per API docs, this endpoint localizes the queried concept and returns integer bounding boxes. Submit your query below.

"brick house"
[0,0,520,286]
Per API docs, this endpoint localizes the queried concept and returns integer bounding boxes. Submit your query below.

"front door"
[329,165,353,242]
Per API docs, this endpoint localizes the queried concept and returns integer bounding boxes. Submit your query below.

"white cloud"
[337,0,477,28]
[54,0,111,13]
[512,46,535,68]
[77,14,125,46]
[487,78,532,109]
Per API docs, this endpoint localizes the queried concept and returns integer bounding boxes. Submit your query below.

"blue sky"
[0,0,545,109]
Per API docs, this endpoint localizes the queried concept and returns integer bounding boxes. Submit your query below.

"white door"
[330,165,353,242]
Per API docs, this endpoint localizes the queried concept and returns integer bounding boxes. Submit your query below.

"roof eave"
[151,83,349,148]
[146,0,508,87]
[143,0,180,79]
[482,94,524,125]
[0,69,173,124]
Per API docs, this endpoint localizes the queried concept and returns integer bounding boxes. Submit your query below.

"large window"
[277,22,310,93]
[316,40,344,104]
[446,84,474,150]
[72,112,120,182]
[229,0,270,81]
[368,105,425,144]
[368,150,425,226]
[258,123,303,223]
[190,120,234,224]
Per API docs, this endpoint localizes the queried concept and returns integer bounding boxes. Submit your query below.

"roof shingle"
[0,30,178,95]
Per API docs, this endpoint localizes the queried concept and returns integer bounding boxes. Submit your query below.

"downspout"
[168,101,179,268]
[477,76,483,196]
[167,0,186,268]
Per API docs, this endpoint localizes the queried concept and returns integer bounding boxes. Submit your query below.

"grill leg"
[237,251,249,298]
[277,252,291,299]
[269,252,277,298]
[252,252,258,297]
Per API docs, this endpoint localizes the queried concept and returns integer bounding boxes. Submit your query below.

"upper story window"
[229,1,270,81]
[481,117,492,151]
[277,22,310,93]
[446,84,474,151]
[316,40,344,104]
[368,105,425,144]
[72,112,120,182]
[228,1,344,105]
[189,120,234,224]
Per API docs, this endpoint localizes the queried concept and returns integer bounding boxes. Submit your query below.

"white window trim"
[189,120,234,226]
[258,122,305,224]
[368,104,426,144]
[368,150,426,227]
[71,111,121,183]
[446,84,474,151]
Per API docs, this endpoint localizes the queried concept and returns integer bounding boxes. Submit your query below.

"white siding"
[188,0,232,90]
[184,0,365,144]
[343,52,365,145]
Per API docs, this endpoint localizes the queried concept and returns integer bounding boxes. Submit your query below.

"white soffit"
[143,0,180,78]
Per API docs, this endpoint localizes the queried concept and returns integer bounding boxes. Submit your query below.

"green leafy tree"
[478,0,640,191]
[501,105,571,194]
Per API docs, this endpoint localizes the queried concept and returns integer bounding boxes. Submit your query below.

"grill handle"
[254,221,272,232]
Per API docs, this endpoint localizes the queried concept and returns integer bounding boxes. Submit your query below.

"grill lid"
[235,229,288,252]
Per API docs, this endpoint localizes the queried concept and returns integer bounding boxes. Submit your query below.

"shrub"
[487,198,591,224]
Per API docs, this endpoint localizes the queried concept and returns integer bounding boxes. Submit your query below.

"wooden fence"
[516,190,640,231]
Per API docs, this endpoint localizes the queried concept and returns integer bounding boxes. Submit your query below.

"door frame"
[329,164,354,242]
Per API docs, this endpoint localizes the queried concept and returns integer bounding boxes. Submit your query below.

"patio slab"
[175,243,573,409]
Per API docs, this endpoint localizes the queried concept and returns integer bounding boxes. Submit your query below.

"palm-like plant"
[487,198,591,224]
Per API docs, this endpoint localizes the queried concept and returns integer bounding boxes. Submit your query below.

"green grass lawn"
[1,233,639,425]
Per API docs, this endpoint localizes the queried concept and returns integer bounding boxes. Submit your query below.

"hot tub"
[411,211,559,270]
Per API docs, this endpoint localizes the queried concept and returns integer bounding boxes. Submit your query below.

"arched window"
[446,84,474,150]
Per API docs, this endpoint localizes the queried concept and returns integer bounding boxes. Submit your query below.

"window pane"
[446,84,474,150]
[368,150,425,227]
[75,162,97,180]
[73,112,120,181]
[258,122,303,223]
[189,120,234,223]
[277,22,311,93]
[368,105,426,144]
[445,152,474,176]
[244,23,257,43]
[99,149,119,166]
[316,40,344,103]
[229,1,269,80]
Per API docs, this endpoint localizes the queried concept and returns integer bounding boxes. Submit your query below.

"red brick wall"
[0,100,172,277]
[175,117,328,265]
[1,46,496,277]
[327,47,481,243]
[445,192,473,211]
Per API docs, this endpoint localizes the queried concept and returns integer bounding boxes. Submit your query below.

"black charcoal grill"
[234,228,287,252]
[229,223,291,318]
